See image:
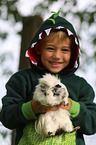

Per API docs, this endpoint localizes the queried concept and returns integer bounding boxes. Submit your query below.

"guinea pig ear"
[55,84,61,88]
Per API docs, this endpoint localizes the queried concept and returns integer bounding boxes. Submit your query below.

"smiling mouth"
[49,61,62,67]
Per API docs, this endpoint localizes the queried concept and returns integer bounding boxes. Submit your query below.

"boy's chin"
[43,64,66,73]
[47,68,62,74]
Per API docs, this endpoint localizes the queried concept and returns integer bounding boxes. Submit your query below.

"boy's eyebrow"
[46,43,70,48]
[62,46,70,48]
[45,43,56,47]
[46,43,55,46]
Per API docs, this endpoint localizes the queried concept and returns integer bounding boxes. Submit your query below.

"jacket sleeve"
[0,71,36,129]
[72,78,96,135]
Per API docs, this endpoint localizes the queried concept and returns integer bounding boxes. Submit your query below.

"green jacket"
[1,65,96,144]
[1,10,96,145]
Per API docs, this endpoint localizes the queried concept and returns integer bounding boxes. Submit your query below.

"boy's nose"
[53,51,61,60]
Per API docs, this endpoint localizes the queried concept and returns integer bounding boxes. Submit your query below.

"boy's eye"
[62,48,70,52]
[46,47,54,51]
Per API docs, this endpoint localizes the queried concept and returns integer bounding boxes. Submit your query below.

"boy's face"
[37,36,71,73]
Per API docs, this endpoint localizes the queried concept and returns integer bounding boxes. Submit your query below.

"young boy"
[0,10,96,145]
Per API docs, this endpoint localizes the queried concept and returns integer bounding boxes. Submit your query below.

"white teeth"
[54,63,59,65]
[51,62,61,65]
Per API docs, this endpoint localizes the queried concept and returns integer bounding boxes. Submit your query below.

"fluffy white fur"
[33,74,73,137]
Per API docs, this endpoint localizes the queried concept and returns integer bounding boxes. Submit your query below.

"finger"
[42,105,58,112]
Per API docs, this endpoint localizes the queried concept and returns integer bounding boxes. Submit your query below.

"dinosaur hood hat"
[26,9,80,71]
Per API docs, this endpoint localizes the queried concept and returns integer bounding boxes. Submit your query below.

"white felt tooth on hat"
[74,61,78,68]
[25,50,29,57]
[39,33,42,39]
[67,29,73,36]
[56,26,64,29]
[31,42,37,48]
[45,28,51,35]
[74,37,79,46]
[79,49,82,56]
[67,29,79,46]
[31,60,37,65]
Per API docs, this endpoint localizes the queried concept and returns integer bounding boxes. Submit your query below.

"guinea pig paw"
[48,131,53,136]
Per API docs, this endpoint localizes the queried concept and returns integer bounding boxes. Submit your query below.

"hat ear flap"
[35,44,41,55]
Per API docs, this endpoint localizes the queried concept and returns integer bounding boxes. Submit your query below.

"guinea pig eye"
[52,84,61,93]
[52,84,62,97]
[53,93,60,96]
[40,84,45,92]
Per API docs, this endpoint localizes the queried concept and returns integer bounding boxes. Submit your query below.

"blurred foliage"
[0,32,8,39]
[0,53,13,77]
[0,131,8,139]
[0,0,21,22]
[0,124,11,144]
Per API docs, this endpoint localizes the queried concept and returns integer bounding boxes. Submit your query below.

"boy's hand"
[32,98,71,115]
[59,98,71,111]
[32,100,59,115]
